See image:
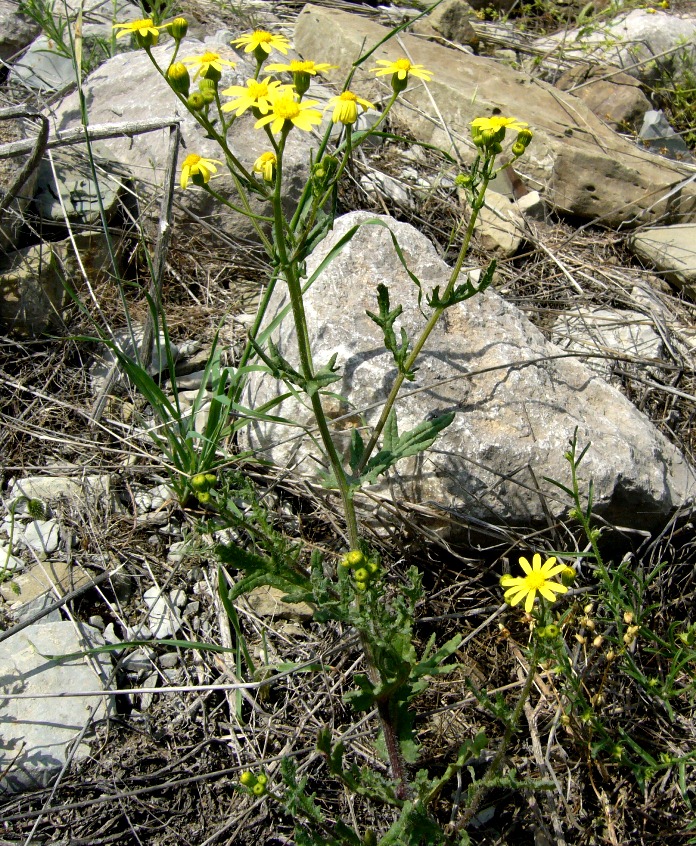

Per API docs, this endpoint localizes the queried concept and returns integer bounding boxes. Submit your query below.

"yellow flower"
[265,59,337,75]
[500,554,569,613]
[253,151,277,182]
[326,90,374,125]
[182,51,236,80]
[232,30,290,56]
[113,17,159,39]
[471,116,528,133]
[220,77,285,116]
[254,91,323,134]
[371,58,433,82]
[180,153,222,190]
[113,17,160,46]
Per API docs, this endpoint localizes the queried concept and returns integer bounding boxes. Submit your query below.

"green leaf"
[426,260,496,310]
[366,284,417,380]
[358,411,455,486]
[217,542,313,602]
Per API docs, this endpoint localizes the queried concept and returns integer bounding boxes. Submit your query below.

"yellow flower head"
[253,151,277,182]
[326,90,374,125]
[180,153,222,190]
[371,58,433,82]
[220,77,285,116]
[254,91,323,134]
[500,554,569,613]
[182,50,237,80]
[113,17,160,47]
[232,30,290,56]
[265,59,337,76]
[471,116,528,133]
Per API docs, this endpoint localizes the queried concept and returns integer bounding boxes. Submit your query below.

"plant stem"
[356,165,492,474]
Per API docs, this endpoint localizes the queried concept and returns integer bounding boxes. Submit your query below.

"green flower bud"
[545,624,560,638]
[366,561,379,575]
[169,16,188,40]
[167,61,191,95]
[199,77,216,93]
[516,128,533,148]
[561,566,576,586]
[200,88,215,105]
[191,473,208,491]
[256,773,268,785]
[203,64,221,83]
[204,473,217,486]
[187,92,206,111]
[342,550,365,569]
[354,567,369,583]
[354,580,368,592]
[239,771,256,786]
[511,141,526,157]
[252,781,266,796]
[454,173,472,187]
[196,491,212,504]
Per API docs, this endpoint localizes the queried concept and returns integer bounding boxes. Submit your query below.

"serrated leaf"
[426,260,496,310]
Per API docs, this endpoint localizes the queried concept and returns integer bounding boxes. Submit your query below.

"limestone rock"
[243,212,695,535]
[555,64,650,131]
[294,4,696,228]
[0,560,94,606]
[411,0,479,50]
[10,474,113,511]
[0,0,41,62]
[629,224,696,298]
[244,585,314,622]
[535,9,696,83]
[0,243,66,337]
[0,621,112,793]
[551,307,664,380]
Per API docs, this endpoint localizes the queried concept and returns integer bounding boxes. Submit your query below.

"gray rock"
[0,621,111,793]
[551,307,664,380]
[243,212,695,535]
[158,651,179,669]
[21,519,61,558]
[90,324,180,390]
[294,4,696,228]
[555,64,651,132]
[0,0,41,62]
[143,587,182,638]
[120,646,154,674]
[0,560,93,608]
[0,242,67,337]
[639,110,691,160]
[535,9,696,83]
[11,474,112,511]
[0,117,39,250]
[410,0,479,50]
[244,585,314,622]
[629,224,696,298]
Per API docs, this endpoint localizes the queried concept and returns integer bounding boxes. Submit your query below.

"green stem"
[356,162,493,474]
[272,129,360,549]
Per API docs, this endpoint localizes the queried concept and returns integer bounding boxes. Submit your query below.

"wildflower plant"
[111,12,541,842]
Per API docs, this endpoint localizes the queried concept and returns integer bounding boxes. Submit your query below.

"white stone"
[143,587,182,639]
[21,519,61,558]
[243,212,695,535]
[0,622,111,793]
[0,543,24,573]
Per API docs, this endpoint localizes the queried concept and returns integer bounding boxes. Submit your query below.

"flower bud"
[545,624,560,638]
[167,61,191,95]
[239,771,256,786]
[354,567,369,583]
[391,73,408,95]
[169,16,188,40]
[187,92,206,111]
[256,773,268,785]
[354,580,368,592]
[516,128,533,148]
[191,473,208,491]
[511,141,525,157]
[196,491,211,505]
[342,550,365,569]
[623,611,634,624]
[135,29,158,49]
[204,473,217,486]
[252,781,266,796]
[293,70,311,97]
[366,561,379,575]
[592,635,604,648]
[560,566,576,586]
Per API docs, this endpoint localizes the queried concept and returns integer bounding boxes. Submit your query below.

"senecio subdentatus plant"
[116,14,544,844]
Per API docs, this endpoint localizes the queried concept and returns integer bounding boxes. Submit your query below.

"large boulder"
[0,0,41,62]
[243,212,695,535]
[294,4,696,228]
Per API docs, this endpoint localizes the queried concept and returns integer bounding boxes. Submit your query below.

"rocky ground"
[1,0,696,844]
